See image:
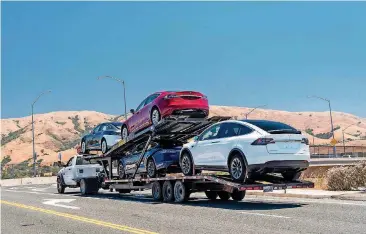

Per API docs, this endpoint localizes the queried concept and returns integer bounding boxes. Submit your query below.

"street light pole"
[244,104,267,119]
[342,122,361,154]
[307,95,336,157]
[98,76,127,121]
[32,90,51,177]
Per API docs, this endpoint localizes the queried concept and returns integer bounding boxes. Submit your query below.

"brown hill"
[1,106,366,163]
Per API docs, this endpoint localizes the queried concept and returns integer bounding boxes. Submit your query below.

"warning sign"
[330,138,337,146]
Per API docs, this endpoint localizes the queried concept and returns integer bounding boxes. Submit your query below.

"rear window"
[242,120,300,134]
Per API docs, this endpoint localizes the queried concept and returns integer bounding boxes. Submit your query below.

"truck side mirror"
[57,161,66,167]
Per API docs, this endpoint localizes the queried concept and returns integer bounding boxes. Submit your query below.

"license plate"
[263,186,273,192]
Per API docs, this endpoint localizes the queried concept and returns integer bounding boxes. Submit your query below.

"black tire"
[150,107,161,126]
[229,154,246,182]
[80,179,89,195]
[162,181,174,202]
[147,158,157,178]
[81,140,89,154]
[151,181,163,201]
[281,171,301,181]
[180,152,193,176]
[218,191,231,201]
[118,162,126,179]
[231,190,246,201]
[174,181,190,203]
[57,177,65,194]
[117,189,131,194]
[205,191,218,200]
[101,138,108,154]
[121,125,129,142]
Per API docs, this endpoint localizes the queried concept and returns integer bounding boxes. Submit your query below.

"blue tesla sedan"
[118,142,181,178]
[80,122,123,154]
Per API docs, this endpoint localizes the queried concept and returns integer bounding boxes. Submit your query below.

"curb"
[246,191,366,201]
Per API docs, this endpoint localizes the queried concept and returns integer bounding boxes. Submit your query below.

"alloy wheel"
[122,127,128,141]
[101,140,107,153]
[81,142,86,153]
[147,160,155,177]
[231,158,243,180]
[151,109,160,125]
[181,155,191,175]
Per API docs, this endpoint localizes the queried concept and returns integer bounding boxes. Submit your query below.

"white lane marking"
[42,199,80,210]
[239,211,290,219]
[245,197,366,206]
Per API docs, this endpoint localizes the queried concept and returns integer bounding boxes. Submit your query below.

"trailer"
[81,116,314,202]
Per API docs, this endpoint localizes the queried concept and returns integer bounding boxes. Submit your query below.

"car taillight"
[301,138,309,145]
[251,138,275,145]
[164,94,179,99]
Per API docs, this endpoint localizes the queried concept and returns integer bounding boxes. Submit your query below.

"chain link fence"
[310,145,366,158]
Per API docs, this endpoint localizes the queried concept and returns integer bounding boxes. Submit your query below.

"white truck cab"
[57,155,104,194]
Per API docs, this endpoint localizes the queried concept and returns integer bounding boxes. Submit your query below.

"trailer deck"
[80,116,314,203]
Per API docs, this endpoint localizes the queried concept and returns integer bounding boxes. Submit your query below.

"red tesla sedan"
[121,91,209,141]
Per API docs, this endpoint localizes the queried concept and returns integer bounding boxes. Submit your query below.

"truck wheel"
[57,177,65,194]
[80,179,89,195]
[281,171,301,181]
[229,154,246,182]
[152,181,163,201]
[174,181,190,203]
[231,190,246,201]
[180,152,193,176]
[162,181,174,202]
[147,158,157,178]
[218,191,231,201]
[205,191,218,200]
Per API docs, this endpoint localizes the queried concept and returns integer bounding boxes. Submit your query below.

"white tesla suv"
[179,119,310,182]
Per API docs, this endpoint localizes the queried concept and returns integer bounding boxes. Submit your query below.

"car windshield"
[111,123,123,129]
[241,120,300,133]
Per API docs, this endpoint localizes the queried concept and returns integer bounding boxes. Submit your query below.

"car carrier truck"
[57,116,314,203]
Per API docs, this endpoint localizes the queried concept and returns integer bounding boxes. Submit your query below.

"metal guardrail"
[309,157,366,166]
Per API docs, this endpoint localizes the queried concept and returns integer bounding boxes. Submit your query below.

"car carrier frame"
[81,116,314,203]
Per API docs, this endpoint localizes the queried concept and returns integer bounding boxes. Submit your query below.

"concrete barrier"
[0,176,57,187]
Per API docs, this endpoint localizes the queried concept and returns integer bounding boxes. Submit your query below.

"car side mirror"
[130,109,135,114]
[193,136,199,142]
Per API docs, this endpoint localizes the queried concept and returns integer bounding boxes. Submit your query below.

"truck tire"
[205,191,218,200]
[231,190,246,201]
[80,179,89,195]
[174,181,190,203]
[152,181,163,201]
[162,181,174,202]
[57,177,65,194]
[218,191,231,201]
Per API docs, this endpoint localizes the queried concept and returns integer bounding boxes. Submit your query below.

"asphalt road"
[1,184,366,234]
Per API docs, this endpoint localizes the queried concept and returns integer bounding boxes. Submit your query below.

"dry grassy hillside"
[1,106,366,163]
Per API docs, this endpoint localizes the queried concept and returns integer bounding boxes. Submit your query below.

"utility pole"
[32,90,51,177]
[97,76,127,121]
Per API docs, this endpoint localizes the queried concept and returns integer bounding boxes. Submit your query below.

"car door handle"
[211,140,220,143]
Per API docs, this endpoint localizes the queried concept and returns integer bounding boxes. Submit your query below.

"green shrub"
[1,127,27,146]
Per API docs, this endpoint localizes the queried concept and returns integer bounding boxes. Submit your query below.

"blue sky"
[2,2,366,118]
